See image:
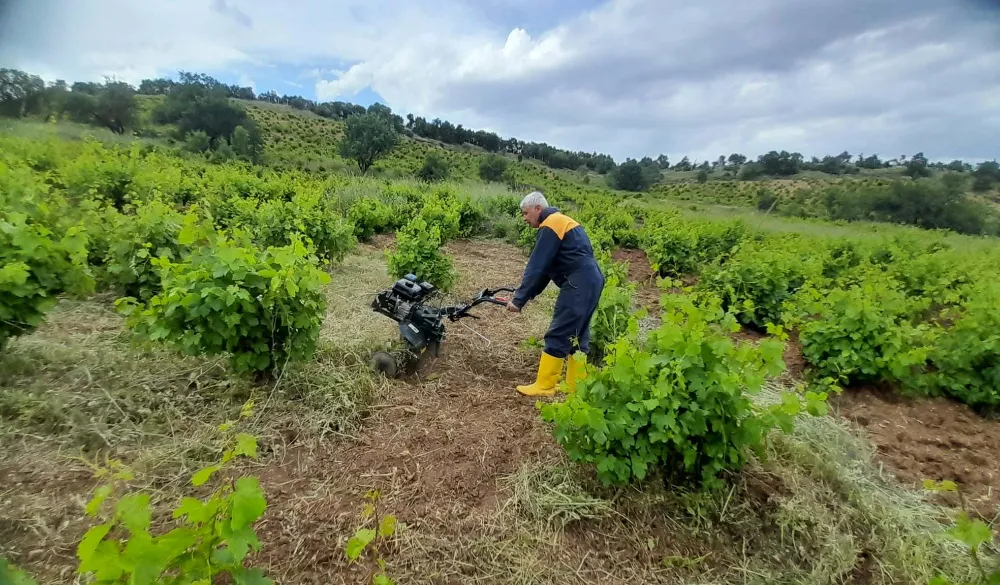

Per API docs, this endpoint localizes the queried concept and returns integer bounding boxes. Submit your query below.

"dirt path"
[255,240,563,583]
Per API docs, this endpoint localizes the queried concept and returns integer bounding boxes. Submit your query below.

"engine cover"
[372,276,446,351]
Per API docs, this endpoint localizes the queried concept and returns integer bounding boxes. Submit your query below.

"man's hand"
[507,300,521,313]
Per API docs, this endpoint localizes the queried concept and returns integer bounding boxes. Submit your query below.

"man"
[507,191,605,396]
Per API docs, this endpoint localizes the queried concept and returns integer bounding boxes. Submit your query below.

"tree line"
[2,68,997,194]
[134,72,619,174]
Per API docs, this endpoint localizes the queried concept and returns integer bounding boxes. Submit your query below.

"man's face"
[521,205,543,228]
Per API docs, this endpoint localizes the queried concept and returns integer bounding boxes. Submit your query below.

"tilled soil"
[833,387,1000,518]
[254,238,564,583]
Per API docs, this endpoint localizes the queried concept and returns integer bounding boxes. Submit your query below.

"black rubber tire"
[370,351,399,378]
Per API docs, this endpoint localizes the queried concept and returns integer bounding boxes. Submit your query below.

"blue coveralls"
[512,207,606,359]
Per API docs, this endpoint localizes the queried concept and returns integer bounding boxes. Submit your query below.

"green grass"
[0,117,167,148]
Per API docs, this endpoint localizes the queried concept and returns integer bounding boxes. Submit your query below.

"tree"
[904,152,931,178]
[210,137,236,162]
[91,80,137,134]
[819,155,846,175]
[62,90,96,123]
[339,113,399,174]
[727,153,747,169]
[230,124,262,163]
[152,77,261,151]
[231,125,251,159]
[366,102,404,132]
[972,161,1000,192]
[655,154,670,169]
[946,160,968,173]
[608,159,652,192]
[696,169,709,183]
[185,130,211,153]
[417,152,450,182]
[757,150,802,176]
[138,77,177,95]
[0,68,46,117]
[857,153,884,170]
[479,154,509,182]
[594,155,616,174]
[739,162,765,181]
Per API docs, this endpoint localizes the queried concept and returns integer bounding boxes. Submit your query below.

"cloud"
[211,0,253,29]
[1,0,997,161]
[238,74,255,92]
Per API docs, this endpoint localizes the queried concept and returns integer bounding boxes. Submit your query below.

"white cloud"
[1,0,998,161]
[238,74,256,92]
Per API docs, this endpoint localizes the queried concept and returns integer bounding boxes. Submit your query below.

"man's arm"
[512,226,560,308]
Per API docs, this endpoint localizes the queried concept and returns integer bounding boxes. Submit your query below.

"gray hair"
[519,191,548,210]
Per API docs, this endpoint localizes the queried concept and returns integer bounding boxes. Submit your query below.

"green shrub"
[589,257,642,363]
[540,295,822,488]
[577,199,640,248]
[926,282,1000,412]
[0,558,36,585]
[516,221,537,252]
[0,164,92,348]
[641,212,701,276]
[386,217,456,292]
[416,152,450,182]
[484,194,521,218]
[695,219,751,265]
[479,154,509,182]
[458,197,487,238]
[348,197,394,241]
[587,226,615,254]
[417,191,461,242]
[244,193,356,262]
[104,200,185,301]
[76,412,271,584]
[885,249,976,305]
[698,241,812,329]
[819,240,864,282]
[59,143,139,211]
[787,279,930,386]
[118,220,330,380]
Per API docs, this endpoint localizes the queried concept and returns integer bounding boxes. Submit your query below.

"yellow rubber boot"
[517,351,564,397]
[565,353,587,393]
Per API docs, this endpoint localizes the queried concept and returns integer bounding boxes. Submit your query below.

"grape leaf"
[115,493,152,534]
[234,568,275,585]
[191,464,221,487]
[947,513,993,549]
[231,477,267,530]
[378,514,397,538]
[77,523,112,564]
[234,433,258,458]
[345,529,376,561]
[85,485,113,517]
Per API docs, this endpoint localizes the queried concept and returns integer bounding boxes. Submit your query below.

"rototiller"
[369,274,514,377]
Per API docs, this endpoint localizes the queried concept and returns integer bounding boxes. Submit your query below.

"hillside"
[240,99,1000,232]
[240,99,620,202]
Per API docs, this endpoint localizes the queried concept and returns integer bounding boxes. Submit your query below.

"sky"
[1,0,999,163]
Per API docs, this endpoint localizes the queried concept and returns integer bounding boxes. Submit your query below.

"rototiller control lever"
[369,274,513,378]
